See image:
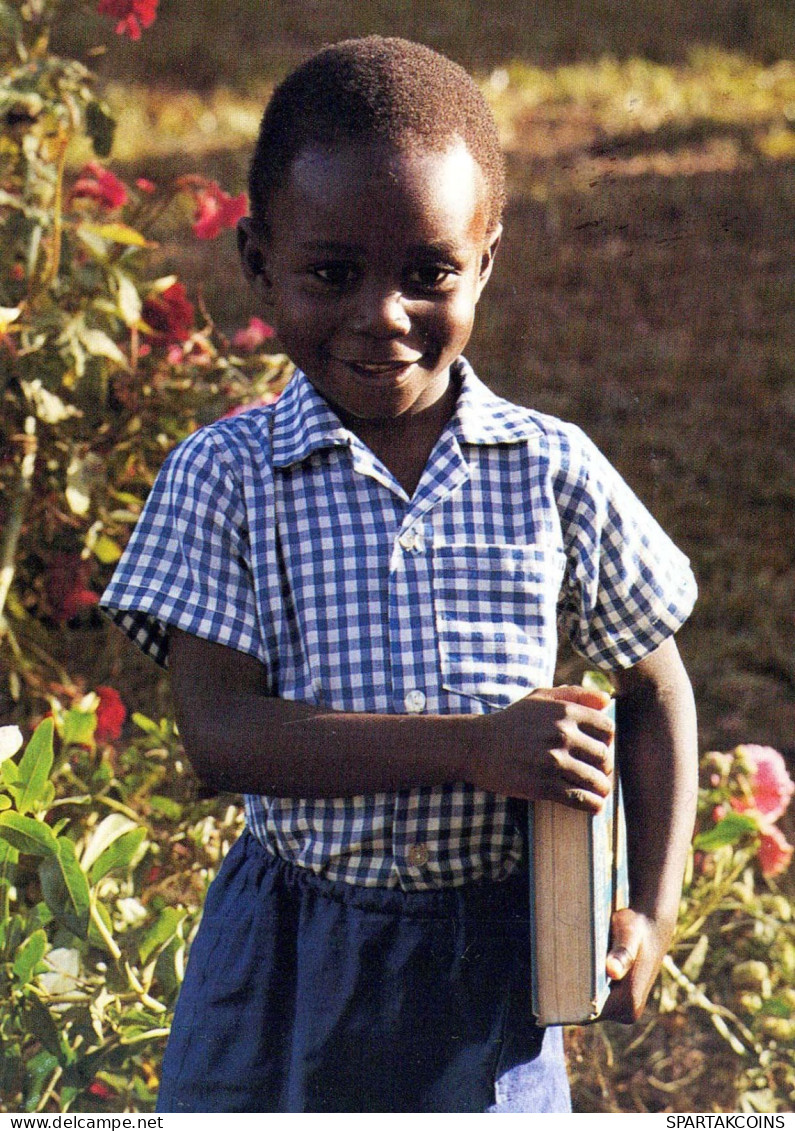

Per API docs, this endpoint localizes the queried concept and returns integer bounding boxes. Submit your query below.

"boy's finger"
[606,909,644,981]
[531,685,612,711]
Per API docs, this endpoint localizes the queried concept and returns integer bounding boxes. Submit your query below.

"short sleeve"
[100,427,265,667]
[554,425,697,669]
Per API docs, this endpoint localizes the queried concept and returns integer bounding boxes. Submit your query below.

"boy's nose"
[350,287,411,337]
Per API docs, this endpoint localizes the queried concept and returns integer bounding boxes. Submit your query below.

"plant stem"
[0,415,37,633]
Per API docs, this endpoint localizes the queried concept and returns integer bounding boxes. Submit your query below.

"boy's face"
[240,139,501,424]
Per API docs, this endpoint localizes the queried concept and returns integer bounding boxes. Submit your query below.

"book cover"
[528,699,629,1026]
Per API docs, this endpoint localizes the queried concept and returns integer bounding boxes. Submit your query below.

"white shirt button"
[407,843,429,868]
[398,528,424,552]
[404,689,426,713]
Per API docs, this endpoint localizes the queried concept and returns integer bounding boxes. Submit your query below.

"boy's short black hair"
[248,35,506,233]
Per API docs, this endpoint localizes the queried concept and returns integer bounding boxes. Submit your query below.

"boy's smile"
[240,139,500,474]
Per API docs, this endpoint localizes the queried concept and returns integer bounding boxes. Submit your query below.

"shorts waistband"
[236,829,529,922]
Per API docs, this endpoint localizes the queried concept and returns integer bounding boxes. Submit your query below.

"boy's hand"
[470,685,615,810]
[601,908,673,1023]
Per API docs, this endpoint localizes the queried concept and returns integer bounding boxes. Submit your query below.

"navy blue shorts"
[157,831,571,1113]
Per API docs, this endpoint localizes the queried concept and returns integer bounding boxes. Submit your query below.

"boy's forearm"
[613,636,699,930]
[167,626,616,803]
[180,689,476,797]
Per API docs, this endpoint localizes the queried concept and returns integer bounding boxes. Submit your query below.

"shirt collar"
[270,357,542,468]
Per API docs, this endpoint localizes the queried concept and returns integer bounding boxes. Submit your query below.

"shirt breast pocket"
[433,543,566,709]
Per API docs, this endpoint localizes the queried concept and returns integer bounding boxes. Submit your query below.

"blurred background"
[52,0,795,763]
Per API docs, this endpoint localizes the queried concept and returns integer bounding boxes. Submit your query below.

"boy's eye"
[406,264,457,291]
[310,263,358,287]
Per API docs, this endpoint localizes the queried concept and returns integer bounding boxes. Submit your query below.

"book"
[528,699,629,1025]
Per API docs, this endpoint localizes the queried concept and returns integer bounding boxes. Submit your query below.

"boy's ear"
[476,223,502,299]
[237,216,270,292]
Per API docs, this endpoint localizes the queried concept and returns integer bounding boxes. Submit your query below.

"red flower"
[758,822,794,878]
[179,177,247,240]
[142,283,194,345]
[733,744,795,822]
[94,686,127,743]
[232,317,275,353]
[88,1079,117,1100]
[97,0,158,39]
[44,553,99,624]
[70,162,129,210]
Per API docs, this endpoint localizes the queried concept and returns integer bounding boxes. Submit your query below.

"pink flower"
[70,162,128,210]
[179,177,247,240]
[232,317,275,352]
[97,0,158,39]
[136,177,157,194]
[94,686,127,743]
[733,745,794,822]
[758,822,794,878]
[142,283,194,345]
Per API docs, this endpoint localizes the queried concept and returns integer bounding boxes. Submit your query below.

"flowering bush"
[568,740,795,1114]
[0,0,292,714]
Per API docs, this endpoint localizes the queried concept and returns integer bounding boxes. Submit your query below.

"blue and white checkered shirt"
[101,358,696,890]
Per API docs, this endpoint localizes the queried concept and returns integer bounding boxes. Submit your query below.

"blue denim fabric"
[157,831,571,1113]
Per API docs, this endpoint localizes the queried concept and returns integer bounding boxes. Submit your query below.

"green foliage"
[0,710,242,1112]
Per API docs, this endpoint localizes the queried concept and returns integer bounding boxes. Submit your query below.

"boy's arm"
[601,634,698,1023]
[166,626,616,807]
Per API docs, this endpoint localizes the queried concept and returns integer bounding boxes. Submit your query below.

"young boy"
[101,36,698,1113]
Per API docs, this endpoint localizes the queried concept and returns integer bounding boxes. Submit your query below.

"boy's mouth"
[334,357,422,380]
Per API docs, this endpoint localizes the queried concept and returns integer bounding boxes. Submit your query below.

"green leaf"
[0,794,11,811]
[0,812,58,857]
[39,838,91,938]
[149,795,182,820]
[139,906,185,965]
[760,996,792,1018]
[92,533,123,565]
[2,758,19,786]
[582,670,616,694]
[0,836,19,869]
[86,897,116,954]
[90,827,147,885]
[13,929,48,985]
[694,812,759,851]
[83,221,154,248]
[82,813,137,873]
[16,718,54,814]
[22,1048,60,1110]
[132,712,164,736]
[61,708,97,750]
[85,99,116,158]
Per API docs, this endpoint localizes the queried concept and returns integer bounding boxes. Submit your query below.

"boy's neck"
[335,374,459,498]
